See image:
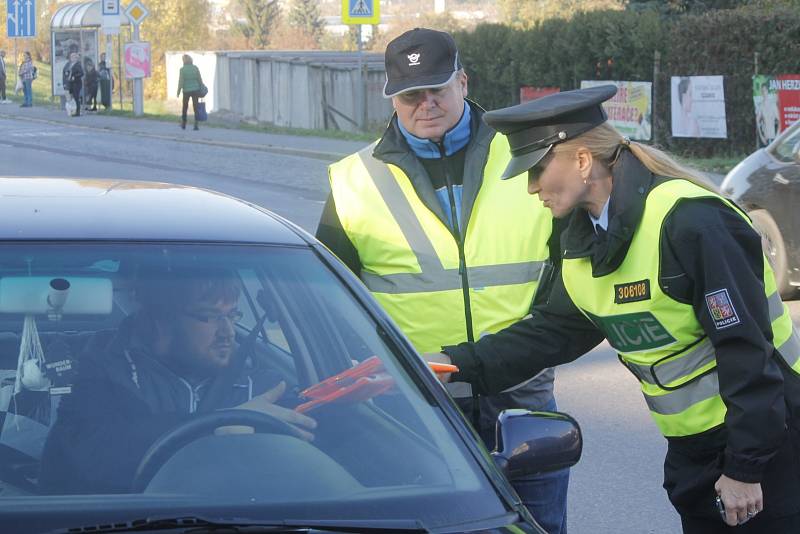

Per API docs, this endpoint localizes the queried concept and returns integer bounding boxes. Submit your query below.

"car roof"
[0,178,310,245]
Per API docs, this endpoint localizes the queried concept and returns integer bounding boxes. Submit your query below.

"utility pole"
[652,50,661,146]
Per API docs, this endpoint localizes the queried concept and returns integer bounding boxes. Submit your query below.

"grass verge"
[675,154,747,175]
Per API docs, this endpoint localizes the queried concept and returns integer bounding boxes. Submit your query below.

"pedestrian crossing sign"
[342,0,380,25]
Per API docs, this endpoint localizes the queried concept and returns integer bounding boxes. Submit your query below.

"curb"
[0,111,352,163]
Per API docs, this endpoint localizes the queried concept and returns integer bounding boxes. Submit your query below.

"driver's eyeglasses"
[182,309,244,325]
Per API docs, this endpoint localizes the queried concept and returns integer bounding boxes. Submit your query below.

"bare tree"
[289,0,324,44]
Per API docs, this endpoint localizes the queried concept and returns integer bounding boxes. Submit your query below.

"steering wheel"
[131,409,295,492]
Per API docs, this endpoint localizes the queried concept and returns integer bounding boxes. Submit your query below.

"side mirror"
[491,409,582,482]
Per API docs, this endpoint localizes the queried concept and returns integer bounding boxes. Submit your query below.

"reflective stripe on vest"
[562,179,800,437]
[328,135,552,355]
[356,147,545,293]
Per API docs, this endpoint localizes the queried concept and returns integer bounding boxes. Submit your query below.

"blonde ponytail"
[553,123,718,193]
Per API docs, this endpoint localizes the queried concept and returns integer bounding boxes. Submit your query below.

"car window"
[0,243,507,530]
[771,121,800,162]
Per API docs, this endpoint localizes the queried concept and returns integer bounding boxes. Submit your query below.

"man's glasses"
[396,86,449,105]
[182,309,244,325]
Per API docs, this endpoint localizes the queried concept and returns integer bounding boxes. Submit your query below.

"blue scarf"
[397,102,472,159]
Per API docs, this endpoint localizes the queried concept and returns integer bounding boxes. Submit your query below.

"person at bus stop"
[67,52,84,117]
[426,85,800,533]
[0,50,8,103]
[98,58,113,110]
[18,51,35,108]
[315,28,569,533]
[83,59,99,112]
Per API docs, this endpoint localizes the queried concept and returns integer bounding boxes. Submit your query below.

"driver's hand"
[231,382,317,441]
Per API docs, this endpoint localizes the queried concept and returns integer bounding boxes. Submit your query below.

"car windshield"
[0,243,508,529]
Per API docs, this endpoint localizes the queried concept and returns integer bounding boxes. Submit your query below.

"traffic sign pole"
[342,0,379,132]
[13,38,17,98]
[356,24,363,131]
[124,0,150,117]
[132,25,143,116]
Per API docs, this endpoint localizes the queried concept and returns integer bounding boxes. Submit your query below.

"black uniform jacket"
[445,150,800,516]
[40,316,283,494]
[316,102,563,435]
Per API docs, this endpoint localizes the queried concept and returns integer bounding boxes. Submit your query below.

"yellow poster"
[581,80,653,140]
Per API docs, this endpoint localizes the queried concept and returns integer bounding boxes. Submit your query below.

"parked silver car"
[722,121,800,298]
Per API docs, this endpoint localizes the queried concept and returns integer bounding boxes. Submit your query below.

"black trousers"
[70,85,82,115]
[665,422,800,533]
[85,85,97,109]
[0,76,5,100]
[181,91,199,123]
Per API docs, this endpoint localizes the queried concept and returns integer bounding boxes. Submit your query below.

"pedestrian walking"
[0,50,8,104]
[176,54,204,131]
[98,59,113,110]
[427,85,800,533]
[317,28,569,534]
[84,60,99,112]
[67,53,84,117]
[18,51,34,108]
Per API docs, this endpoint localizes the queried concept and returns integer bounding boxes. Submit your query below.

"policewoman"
[428,85,800,533]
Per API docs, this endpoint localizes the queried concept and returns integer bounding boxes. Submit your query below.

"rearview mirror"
[491,409,582,482]
[0,276,112,315]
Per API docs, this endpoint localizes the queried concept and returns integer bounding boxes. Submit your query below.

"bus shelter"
[50,1,129,98]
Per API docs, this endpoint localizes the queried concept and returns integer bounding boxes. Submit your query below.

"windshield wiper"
[53,516,429,534]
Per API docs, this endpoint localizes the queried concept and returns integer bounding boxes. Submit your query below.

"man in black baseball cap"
[382,28,462,98]
[316,28,569,533]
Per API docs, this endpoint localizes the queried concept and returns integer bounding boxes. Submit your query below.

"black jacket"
[316,102,562,435]
[84,68,99,92]
[40,317,283,494]
[445,150,800,514]
[68,62,84,93]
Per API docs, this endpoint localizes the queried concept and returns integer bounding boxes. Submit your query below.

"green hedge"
[453,5,800,157]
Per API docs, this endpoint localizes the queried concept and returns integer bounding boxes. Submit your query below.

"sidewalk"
[0,102,370,162]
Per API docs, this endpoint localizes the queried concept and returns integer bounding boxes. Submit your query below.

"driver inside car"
[39,267,317,494]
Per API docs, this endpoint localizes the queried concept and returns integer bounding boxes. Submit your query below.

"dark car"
[721,121,800,298]
[0,178,580,534]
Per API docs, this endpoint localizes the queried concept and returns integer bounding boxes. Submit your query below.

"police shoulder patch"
[705,288,740,329]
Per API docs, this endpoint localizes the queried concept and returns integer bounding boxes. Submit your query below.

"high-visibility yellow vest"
[562,179,800,437]
[328,135,553,354]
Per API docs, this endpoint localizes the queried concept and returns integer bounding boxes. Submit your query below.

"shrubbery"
[454,4,800,157]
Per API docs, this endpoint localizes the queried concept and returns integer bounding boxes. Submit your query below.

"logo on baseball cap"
[383,28,462,98]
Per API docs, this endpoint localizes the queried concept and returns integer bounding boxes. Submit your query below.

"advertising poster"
[124,42,151,79]
[520,86,559,103]
[752,75,800,146]
[671,76,727,139]
[581,80,652,140]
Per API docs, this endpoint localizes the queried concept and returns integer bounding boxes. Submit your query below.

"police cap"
[484,85,618,179]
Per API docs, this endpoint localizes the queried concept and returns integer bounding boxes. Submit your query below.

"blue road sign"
[7,0,37,38]
[342,0,379,25]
